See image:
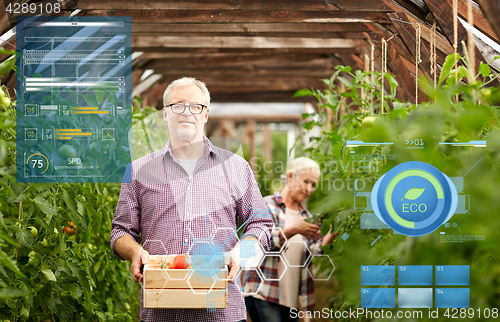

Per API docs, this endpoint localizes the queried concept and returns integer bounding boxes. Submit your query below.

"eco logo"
[371,161,458,236]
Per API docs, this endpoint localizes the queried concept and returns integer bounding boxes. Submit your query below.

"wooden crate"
[143,254,229,309]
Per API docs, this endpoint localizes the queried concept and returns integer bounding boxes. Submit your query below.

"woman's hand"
[292,216,320,239]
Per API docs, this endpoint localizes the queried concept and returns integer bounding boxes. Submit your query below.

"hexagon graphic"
[187,213,217,240]
[237,268,264,296]
[233,235,265,269]
[188,236,227,278]
[258,254,287,281]
[281,240,311,268]
[140,239,168,256]
[215,251,240,283]
[187,269,218,295]
[306,254,335,281]
[260,226,287,254]
[211,227,240,249]
[139,240,170,290]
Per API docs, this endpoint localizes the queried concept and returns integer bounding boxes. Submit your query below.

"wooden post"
[247,120,256,174]
[262,123,272,162]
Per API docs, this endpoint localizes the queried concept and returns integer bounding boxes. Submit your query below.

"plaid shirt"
[241,192,323,312]
[110,136,273,322]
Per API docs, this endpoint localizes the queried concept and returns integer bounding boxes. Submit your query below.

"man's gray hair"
[162,77,211,107]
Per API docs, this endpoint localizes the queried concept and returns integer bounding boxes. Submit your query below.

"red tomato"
[63,221,76,235]
[172,254,189,269]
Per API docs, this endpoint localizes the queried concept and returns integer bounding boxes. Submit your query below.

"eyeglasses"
[165,103,207,115]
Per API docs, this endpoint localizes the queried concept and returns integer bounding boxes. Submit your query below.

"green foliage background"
[296,53,500,321]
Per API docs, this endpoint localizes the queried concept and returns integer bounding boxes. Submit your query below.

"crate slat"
[144,268,228,289]
[144,288,228,309]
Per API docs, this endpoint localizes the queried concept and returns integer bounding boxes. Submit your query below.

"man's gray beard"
[174,127,202,142]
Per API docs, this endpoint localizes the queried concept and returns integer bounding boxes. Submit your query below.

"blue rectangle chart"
[361,288,396,308]
[398,265,433,285]
[361,266,395,285]
[398,288,433,308]
[435,288,470,308]
[435,266,470,285]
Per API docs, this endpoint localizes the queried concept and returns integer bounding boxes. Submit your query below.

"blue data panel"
[435,265,470,285]
[398,265,433,285]
[16,16,132,183]
[435,288,470,308]
[361,266,395,285]
[361,288,395,308]
[398,288,433,308]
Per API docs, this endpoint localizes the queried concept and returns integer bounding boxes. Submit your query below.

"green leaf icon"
[401,188,425,201]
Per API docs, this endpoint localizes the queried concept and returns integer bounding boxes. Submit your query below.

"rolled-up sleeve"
[307,231,324,255]
[236,162,274,252]
[110,163,142,260]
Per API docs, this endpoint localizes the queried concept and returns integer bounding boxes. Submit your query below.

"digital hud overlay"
[15,16,132,183]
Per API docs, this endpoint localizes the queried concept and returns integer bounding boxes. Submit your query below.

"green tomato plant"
[295,51,500,321]
[0,50,161,321]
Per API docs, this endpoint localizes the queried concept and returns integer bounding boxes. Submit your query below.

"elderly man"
[110,77,274,322]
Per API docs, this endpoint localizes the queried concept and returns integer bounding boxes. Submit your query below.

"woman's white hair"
[286,157,320,177]
[162,77,211,107]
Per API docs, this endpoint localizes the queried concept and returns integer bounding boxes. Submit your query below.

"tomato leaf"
[41,268,57,282]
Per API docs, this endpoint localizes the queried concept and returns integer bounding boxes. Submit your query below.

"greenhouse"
[1,0,500,321]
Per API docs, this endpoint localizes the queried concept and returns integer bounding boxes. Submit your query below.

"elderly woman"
[241,157,337,322]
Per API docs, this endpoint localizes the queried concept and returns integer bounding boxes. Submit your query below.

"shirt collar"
[273,191,308,215]
[162,135,218,160]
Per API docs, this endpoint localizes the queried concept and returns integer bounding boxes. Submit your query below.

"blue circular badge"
[371,161,458,236]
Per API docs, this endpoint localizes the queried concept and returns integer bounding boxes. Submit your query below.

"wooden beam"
[422,0,487,72]
[0,2,9,35]
[68,0,394,12]
[133,31,368,39]
[388,12,433,80]
[132,36,368,49]
[477,0,500,42]
[132,22,370,33]
[82,10,390,24]
[211,91,314,103]
[142,54,337,71]
[211,114,302,123]
[456,0,499,43]
[145,69,341,79]
[364,23,417,64]
[135,47,362,55]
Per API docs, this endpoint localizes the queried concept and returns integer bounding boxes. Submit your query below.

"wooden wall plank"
[132,22,370,33]
[477,0,500,42]
[132,36,367,49]
[388,12,433,80]
[456,0,499,43]
[422,0,487,73]
[67,0,394,12]
[82,10,390,24]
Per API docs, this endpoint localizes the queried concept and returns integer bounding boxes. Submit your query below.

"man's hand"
[131,248,149,283]
[228,235,260,283]
[292,216,320,239]
[227,254,239,283]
